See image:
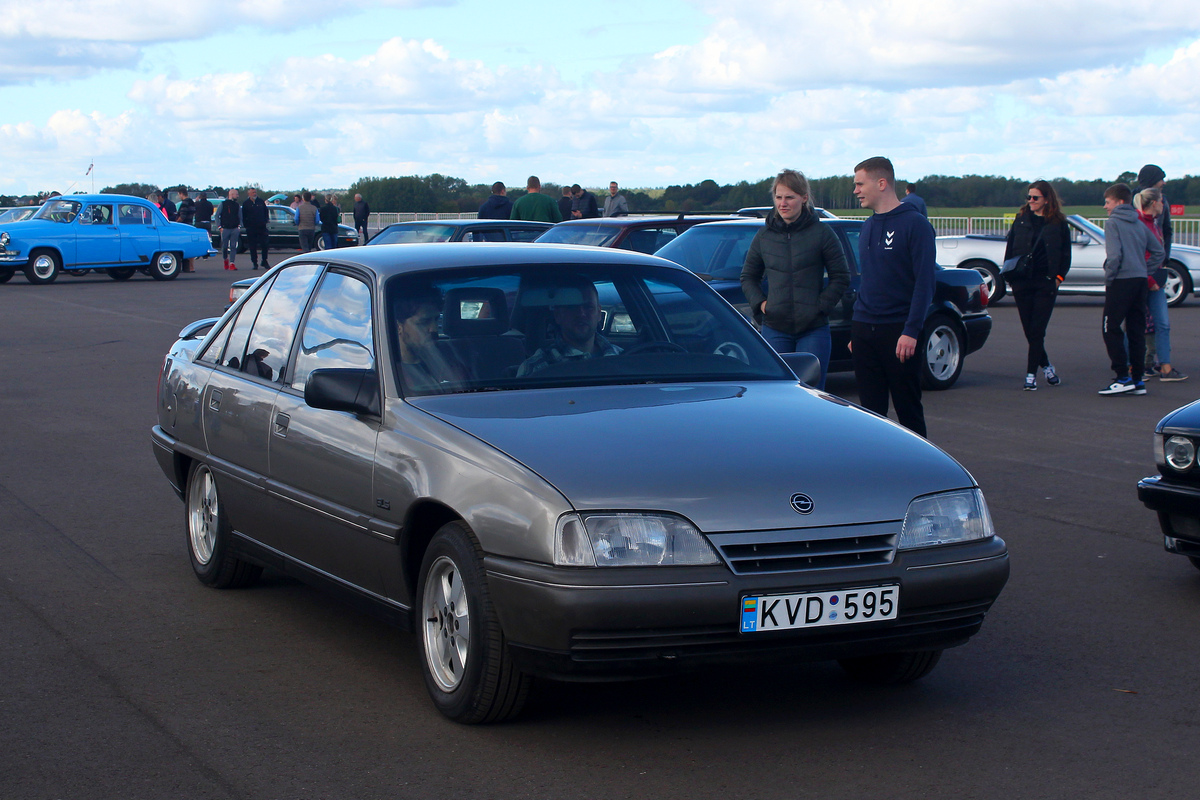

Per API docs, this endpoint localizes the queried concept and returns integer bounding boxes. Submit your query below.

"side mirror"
[779,352,822,386]
[305,368,381,417]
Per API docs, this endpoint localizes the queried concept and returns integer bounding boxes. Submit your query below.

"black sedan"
[655,218,992,390]
[368,219,551,244]
[1138,399,1200,570]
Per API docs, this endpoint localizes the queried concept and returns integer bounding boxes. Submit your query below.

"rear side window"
[241,264,323,383]
[291,272,375,392]
[207,278,273,368]
[507,227,543,242]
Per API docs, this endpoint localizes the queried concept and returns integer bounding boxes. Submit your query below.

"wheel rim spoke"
[422,555,471,691]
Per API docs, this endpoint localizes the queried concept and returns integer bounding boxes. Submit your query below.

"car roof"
[282,242,687,279]
[550,214,740,228]
[44,194,150,204]
[686,217,862,230]
[380,219,551,229]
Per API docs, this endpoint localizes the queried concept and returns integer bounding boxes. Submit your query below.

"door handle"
[273,413,290,437]
[208,389,222,411]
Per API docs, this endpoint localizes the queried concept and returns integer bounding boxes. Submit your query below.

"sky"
[3,0,1200,197]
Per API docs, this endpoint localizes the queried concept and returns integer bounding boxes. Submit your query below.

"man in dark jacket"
[320,195,341,250]
[570,184,599,218]
[194,194,214,232]
[242,187,269,269]
[353,193,370,243]
[217,189,241,270]
[851,156,936,437]
[176,188,196,225]
[478,182,512,220]
[1138,164,1172,259]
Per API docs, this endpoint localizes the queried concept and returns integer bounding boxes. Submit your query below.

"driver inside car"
[517,277,623,376]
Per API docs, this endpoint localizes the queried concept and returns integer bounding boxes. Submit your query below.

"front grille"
[709,521,898,575]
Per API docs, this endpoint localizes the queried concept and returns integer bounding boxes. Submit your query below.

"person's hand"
[759,301,767,314]
[1148,277,1159,291]
[896,334,917,363]
[1055,276,1063,286]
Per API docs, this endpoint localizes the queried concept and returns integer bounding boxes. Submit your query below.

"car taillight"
[979,282,989,308]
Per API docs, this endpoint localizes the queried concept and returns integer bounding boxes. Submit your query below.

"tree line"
[5,172,1198,214]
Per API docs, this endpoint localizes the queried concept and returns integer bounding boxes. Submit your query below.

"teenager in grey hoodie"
[1098,183,1164,395]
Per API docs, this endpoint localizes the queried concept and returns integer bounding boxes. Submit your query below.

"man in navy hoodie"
[850,157,936,437]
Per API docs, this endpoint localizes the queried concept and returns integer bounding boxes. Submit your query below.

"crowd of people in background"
[481,177,629,222]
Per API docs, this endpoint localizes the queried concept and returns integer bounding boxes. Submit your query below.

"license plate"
[740,585,899,633]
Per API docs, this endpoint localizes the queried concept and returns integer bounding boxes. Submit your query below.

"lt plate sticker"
[740,586,898,633]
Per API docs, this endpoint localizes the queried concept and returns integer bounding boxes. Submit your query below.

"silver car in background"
[936,214,1200,306]
[152,243,1009,723]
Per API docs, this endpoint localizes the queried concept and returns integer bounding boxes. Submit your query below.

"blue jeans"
[1147,287,1171,365]
[761,323,832,389]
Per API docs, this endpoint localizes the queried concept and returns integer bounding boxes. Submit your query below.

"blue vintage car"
[0,194,216,284]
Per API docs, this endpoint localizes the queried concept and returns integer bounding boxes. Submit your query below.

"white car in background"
[936,214,1200,307]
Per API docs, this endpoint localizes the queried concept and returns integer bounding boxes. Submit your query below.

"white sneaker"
[1098,378,1137,396]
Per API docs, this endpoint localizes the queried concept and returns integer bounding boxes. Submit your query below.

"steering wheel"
[621,341,688,356]
[713,341,749,363]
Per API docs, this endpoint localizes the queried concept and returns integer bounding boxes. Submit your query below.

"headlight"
[899,488,994,550]
[1164,435,1196,471]
[0,232,9,246]
[554,512,720,567]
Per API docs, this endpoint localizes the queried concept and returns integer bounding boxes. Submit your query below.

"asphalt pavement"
[2,254,1199,799]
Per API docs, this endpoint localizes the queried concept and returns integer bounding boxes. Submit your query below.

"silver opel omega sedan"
[152,243,1009,723]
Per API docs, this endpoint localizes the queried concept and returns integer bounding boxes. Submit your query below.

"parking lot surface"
[2,255,1199,798]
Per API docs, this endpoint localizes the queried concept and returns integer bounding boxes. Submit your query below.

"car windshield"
[536,223,622,247]
[386,263,792,397]
[372,224,456,244]
[656,223,761,281]
[33,199,82,223]
[1070,215,1105,239]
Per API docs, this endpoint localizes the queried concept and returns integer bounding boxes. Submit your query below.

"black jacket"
[177,197,196,225]
[320,202,340,233]
[218,199,241,229]
[195,197,214,224]
[478,195,512,220]
[740,208,851,336]
[353,199,370,224]
[1004,211,1071,284]
[241,197,268,231]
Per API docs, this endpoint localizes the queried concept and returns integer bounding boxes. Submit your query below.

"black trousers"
[246,228,269,266]
[1102,277,1147,381]
[852,320,926,437]
[1011,278,1058,374]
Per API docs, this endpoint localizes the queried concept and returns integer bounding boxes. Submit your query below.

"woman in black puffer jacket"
[1003,180,1071,391]
[740,169,850,388]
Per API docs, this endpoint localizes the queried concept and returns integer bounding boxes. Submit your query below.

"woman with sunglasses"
[1004,180,1071,390]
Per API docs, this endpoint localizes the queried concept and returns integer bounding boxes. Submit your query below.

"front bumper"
[1138,474,1200,558]
[487,535,1009,680]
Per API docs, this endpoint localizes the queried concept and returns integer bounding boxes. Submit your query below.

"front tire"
[185,463,262,589]
[1164,261,1191,307]
[920,315,964,390]
[25,250,61,284]
[416,520,530,723]
[965,260,1004,303]
[839,649,943,685]
[150,252,181,281]
[0,269,14,284]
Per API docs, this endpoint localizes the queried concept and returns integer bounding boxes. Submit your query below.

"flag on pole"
[86,163,93,175]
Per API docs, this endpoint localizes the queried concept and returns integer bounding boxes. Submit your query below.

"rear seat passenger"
[441,287,526,380]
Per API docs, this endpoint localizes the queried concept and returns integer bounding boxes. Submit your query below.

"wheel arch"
[400,500,465,604]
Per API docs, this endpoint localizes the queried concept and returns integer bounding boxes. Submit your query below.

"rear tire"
[919,315,964,390]
[416,520,531,723]
[1188,556,1200,572]
[150,251,181,281]
[185,463,262,589]
[965,260,1004,303]
[839,649,943,685]
[1164,261,1191,307]
[25,250,61,284]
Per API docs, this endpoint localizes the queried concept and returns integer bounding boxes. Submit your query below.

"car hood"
[411,382,974,532]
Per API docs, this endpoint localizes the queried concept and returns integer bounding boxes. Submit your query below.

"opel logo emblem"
[790,493,814,514]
